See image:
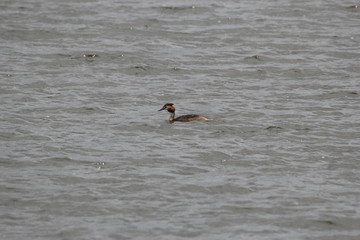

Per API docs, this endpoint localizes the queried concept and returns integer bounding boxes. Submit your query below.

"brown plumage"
[159,103,211,123]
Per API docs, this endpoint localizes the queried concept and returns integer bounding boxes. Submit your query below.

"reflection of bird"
[159,103,211,123]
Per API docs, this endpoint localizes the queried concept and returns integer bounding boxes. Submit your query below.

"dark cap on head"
[159,103,174,111]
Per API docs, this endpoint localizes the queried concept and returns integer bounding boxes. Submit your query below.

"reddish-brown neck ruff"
[167,105,175,113]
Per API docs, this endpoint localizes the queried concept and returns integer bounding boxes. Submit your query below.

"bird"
[158,103,211,123]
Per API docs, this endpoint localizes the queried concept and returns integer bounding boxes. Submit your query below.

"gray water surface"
[1,0,360,239]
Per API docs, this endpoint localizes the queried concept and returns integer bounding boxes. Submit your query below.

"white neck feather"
[169,112,175,122]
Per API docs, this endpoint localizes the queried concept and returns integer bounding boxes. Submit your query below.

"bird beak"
[159,106,166,111]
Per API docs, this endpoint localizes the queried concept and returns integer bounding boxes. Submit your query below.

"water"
[1,0,360,239]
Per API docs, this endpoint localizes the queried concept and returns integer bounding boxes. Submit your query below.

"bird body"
[159,103,211,123]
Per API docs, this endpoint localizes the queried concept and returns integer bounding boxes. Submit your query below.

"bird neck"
[169,112,175,122]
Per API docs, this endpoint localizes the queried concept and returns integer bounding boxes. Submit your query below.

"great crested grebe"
[159,103,211,123]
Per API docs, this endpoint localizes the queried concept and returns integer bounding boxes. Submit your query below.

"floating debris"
[95,162,105,169]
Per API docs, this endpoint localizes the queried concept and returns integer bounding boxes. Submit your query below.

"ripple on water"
[1,0,360,239]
